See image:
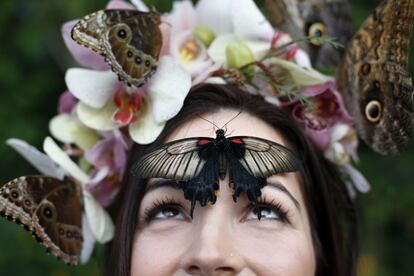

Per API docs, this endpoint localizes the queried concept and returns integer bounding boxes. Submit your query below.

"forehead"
[166,109,287,146]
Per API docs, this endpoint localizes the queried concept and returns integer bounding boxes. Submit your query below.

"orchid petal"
[196,0,233,35]
[267,58,332,86]
[88,167,111,187]
[70,124,102,151]
[148,56,191,123]
[331,124,351,143]
[304,127,332,150]
[130,0,149,11]
[43,137,90,185]
[192,62,222,85]
[62,20,108,71]
[324,142,350,165]
[170,0,198,34]
[344,164,371,194]
[65,68,119,109]
[77,101,118,131]
[49,114,76,144]
[294,49,312,68]
[83,190,114,243]
[106,0,135,9]
[80,214,96,264]
[231,0,274,41]
[50,114,100,151]
[58,91,78,114]
[6,138,65,180]
[159,15,172,56]
[208,34,269,65]
[129,103,166,144]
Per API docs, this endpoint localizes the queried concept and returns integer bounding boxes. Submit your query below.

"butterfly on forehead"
[136,115,300,216]
[71,9,163,87]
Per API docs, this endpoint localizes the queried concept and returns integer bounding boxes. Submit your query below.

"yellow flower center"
[180,38,201,64]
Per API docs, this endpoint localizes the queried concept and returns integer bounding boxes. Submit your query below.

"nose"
[181,210,244,275]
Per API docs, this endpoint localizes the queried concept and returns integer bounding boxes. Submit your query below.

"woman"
[105,84,358,276]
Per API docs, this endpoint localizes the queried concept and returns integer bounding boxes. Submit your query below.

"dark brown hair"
[105,84,358,276]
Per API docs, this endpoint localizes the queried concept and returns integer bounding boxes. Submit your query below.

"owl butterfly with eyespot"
[263,0,353,68]
[336,0,414,155]
[71,9,162,87]
[0,176,83,265]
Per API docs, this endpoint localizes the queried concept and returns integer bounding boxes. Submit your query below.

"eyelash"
[143,197,188,223]
[142,196,291,224]
[248,195,291,224]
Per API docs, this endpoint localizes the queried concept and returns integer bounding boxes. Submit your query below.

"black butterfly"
[137,127,300,215]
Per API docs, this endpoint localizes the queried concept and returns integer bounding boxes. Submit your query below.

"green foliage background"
[0,0,413,275]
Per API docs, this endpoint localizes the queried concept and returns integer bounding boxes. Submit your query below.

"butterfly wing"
[0,176,83,265]
[226,136,300,202]
[229,136,300,177]
[72,9,162,87]
[137,137,211,180]
[336,0,414,155]
[137,137,220,214]
[6,138,65,180]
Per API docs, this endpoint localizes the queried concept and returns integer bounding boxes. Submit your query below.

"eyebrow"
[145,179,301,211]
[266,181,301,211]
[145,179,180,193]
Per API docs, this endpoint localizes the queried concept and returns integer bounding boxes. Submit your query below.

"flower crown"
[2,0,372,264]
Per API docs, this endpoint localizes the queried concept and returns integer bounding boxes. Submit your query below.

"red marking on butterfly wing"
[230,138,244,144]
[198,139,212,146]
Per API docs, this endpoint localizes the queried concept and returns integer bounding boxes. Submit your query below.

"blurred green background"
[0,0,413,275]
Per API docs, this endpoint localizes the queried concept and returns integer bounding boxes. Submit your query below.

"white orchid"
[65,56,191,144]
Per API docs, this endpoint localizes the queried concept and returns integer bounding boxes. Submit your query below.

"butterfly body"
[0,176,83,265]
[138,129,299,214]
[336,0,414,155]
[72,9,162,87]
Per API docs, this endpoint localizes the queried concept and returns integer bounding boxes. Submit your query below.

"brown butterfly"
[336,0,414,155]
[263,0,353,68]
[0,176,83,265]
[71,9,163,87]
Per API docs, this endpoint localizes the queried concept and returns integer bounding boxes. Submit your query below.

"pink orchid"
[85,130,131,177]
[88,174,120,207]
[58,91,78,114]
[84,130,131,206]
[286,81,353,150]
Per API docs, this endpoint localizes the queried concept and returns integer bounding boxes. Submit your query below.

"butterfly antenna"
[196,114,220,130]
[222,110,243,130]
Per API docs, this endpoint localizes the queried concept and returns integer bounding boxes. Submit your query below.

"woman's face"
[131,110,316,276]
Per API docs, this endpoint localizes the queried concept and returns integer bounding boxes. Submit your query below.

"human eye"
[143,197,190,223]
[244,196,290,224]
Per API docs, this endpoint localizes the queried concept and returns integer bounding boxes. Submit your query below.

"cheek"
[130,227,190,275]
[237,228,316,276]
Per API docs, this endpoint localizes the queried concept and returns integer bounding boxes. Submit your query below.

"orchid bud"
[193,26,215,47]
[226,41,255,69]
